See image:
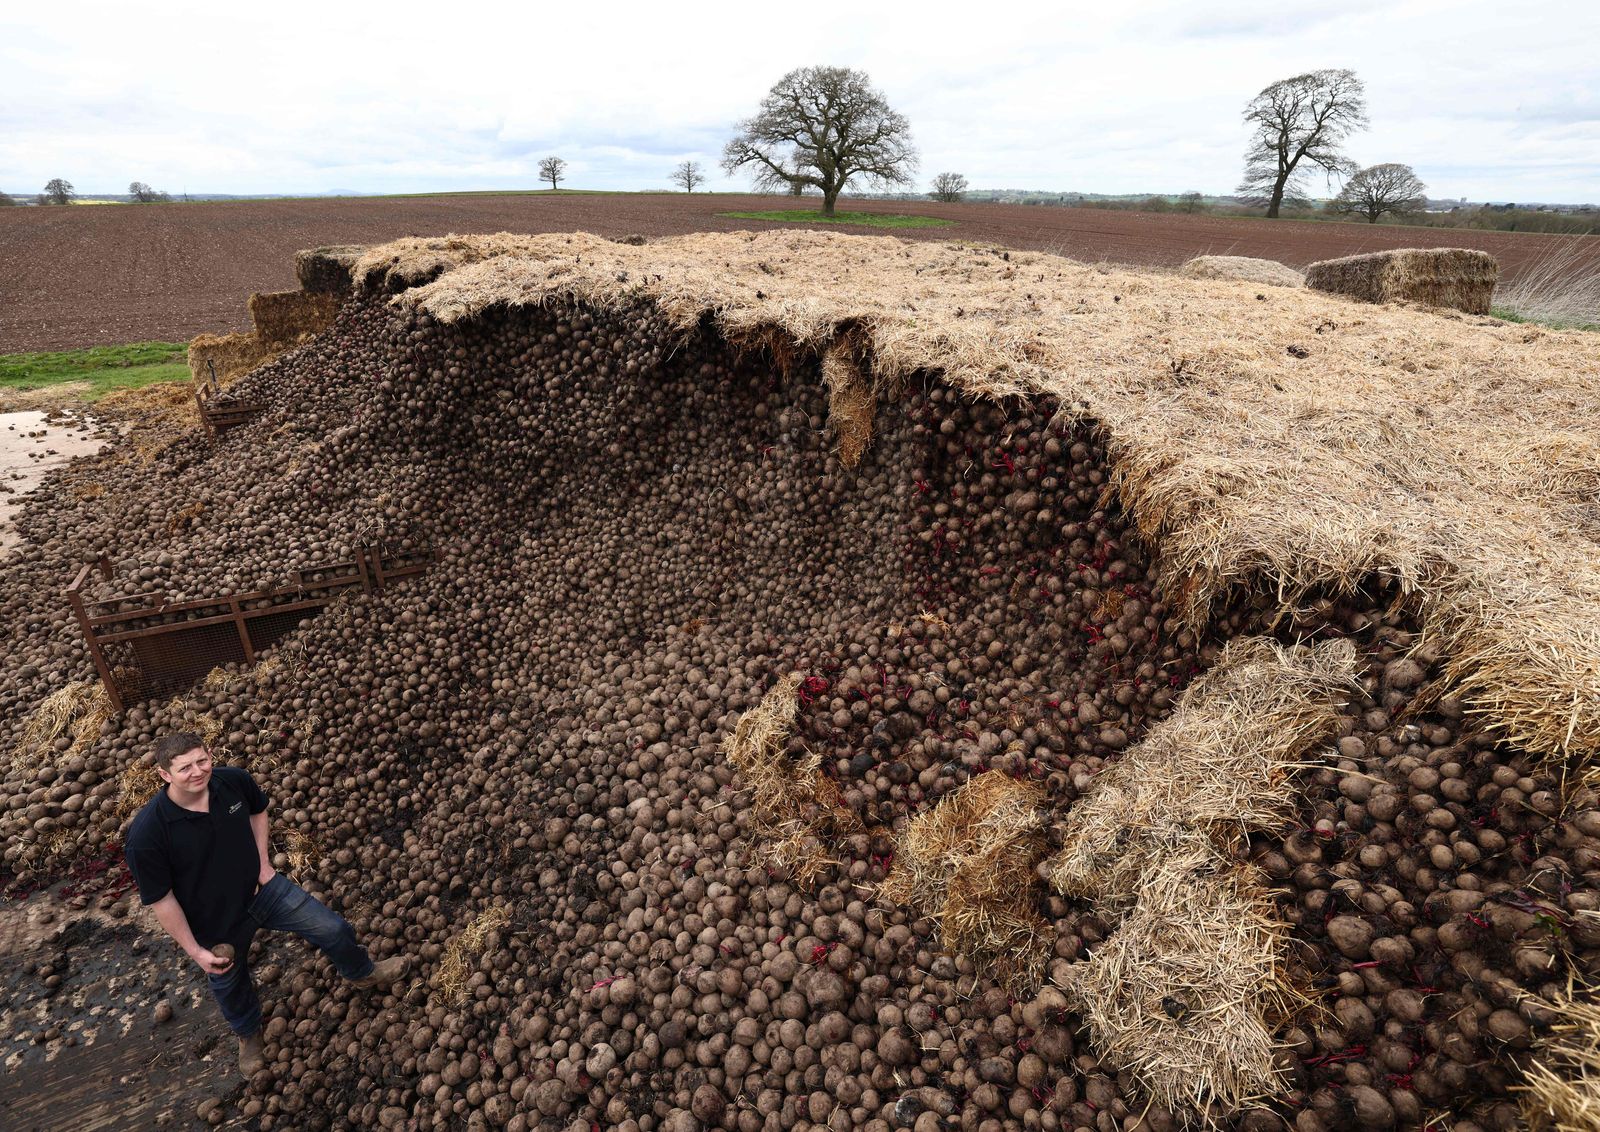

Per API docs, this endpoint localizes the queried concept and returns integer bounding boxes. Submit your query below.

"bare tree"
[538,156,567,191]
[128,181,170,203]
[1331,163,1427,223]
[670,161,704,193]
[1179,192,1206,213]
[1239,69,1368,218]
[40,178,77,205]
[929,172,968,203]
[723,65,917,217]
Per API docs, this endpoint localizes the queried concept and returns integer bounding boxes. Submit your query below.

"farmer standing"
[124,732,407,1075]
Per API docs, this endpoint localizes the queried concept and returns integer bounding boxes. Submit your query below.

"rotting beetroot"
[0,268,1593,1132]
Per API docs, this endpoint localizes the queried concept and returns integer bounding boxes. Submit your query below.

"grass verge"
[720,209,954,229]
[0,342,190,401]
[1491,238,1600,331]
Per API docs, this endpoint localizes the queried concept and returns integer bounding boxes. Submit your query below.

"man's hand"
[192,947,234,975]
[257,864,276,889]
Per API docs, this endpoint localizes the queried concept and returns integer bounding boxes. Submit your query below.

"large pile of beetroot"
[1,262,1596,1132]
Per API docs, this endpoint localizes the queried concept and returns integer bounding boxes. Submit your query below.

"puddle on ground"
[0,410,114,556]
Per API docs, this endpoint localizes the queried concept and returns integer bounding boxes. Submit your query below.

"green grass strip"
[720,209,953,229]
[0,342,190,400]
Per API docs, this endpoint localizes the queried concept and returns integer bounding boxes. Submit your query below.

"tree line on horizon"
[8,75,1588,229]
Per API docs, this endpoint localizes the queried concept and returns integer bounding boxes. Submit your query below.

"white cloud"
[0,0,1594,202]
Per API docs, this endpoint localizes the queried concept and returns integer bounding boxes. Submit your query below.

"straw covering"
[1521,986,1600,1132]
[1305,247,1498,314]
[723,673,861,887]
[347,229,1598,767]
[1048,636,1357,1116]
[881,772,1051,993]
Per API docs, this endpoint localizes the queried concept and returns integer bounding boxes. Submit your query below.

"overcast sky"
[2,0,1596,203]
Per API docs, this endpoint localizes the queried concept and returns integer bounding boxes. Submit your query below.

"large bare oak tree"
[1332,163,1427,223]
[723,66,916,217]
[1239,69,1368,218]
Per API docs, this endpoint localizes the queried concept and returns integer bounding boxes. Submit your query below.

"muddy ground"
[3,193,1593,352]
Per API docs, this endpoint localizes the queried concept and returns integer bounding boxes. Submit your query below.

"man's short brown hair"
[153,732,208,770]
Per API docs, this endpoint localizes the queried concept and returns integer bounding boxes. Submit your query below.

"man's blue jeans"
[208,873,373,1037]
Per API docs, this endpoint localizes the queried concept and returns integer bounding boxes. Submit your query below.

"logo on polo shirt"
[229,802,243,813]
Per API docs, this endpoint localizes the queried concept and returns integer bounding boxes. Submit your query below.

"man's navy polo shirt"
[124,766,269,948]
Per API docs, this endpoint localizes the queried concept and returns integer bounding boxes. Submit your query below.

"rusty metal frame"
[194,362,265,436]
[66,544,434,713]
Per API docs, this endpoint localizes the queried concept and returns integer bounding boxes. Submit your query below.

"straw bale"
[1305,247,1498,314]
[188,331,271,385]
[723,673,861,887]
[1521,988,1600,1132]
[248,290,340,349]
[1048,636,1357,901]
[1180,256,1304,288]
[1046,637,1354,1117]
[882,772,1051,992]
[350,228,1598,766]
[294,244,365,293]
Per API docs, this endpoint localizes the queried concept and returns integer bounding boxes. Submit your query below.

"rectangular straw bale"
[187,331,272,385]
[1305,247,1497,314]
[248,290,341,349]
[294,245,365,293]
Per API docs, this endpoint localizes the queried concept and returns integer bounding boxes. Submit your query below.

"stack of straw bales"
[188,288,341,385]
[1305,247,1498,313]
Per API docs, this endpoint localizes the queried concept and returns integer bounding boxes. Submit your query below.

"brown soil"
[3,193,1593,353]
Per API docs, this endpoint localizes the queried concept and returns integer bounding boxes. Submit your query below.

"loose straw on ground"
[1521,984,1600,1132]
[881,772,1051,993]
[722,673,860,888]
[1047,636,1356,1119]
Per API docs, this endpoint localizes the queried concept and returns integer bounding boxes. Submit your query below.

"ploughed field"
[3,192,1595,352]
[3,233,1598,1132]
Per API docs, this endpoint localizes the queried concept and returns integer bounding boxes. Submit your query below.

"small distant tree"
[538,156,567,191]
[128,181,170,203]
[1179,191,1205,213]
[40,178,77,205]
[723,65,917,217]
[0,190,16,207]
[670,161,704,193]
[1239,69,1368,218]
[929,172,968,203]
[1331,163,1427,223]
[1141,195,1172,213]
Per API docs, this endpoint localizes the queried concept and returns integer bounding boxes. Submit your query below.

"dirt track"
[1,192,1594,352]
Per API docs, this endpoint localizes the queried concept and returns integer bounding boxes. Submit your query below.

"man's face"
[160,747,213,793]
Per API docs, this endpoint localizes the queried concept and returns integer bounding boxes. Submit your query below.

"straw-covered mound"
[1180,255,1304,288]
[362,229,1600,767]
[1305,247,1499,314]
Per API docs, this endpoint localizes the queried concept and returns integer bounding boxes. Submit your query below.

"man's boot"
[352,955,409,989]
[238,1031,265,1076]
